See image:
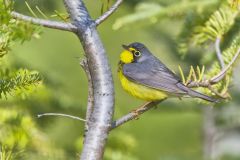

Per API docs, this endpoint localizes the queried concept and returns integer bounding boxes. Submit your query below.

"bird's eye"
[134,51,141,57]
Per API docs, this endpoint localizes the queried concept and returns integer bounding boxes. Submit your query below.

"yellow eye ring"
[134,51,141,57]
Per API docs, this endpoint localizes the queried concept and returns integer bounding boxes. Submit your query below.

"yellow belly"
[118,70,168,101]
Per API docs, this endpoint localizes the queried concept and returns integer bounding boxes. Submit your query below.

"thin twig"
[11,11,77,32]
[80,59,94,137]
[187,80,209,88]
[111,99,165,130]
[37,113,86,122]
[95,0,123,26]
[211,48,240,83]
[215,37,225,68]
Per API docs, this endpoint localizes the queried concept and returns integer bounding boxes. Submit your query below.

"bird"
[118,42,218,103]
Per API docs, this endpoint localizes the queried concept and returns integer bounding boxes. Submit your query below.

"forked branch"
[185,38,240,98]
[187,49,240,89]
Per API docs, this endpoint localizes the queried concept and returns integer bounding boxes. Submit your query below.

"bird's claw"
[131,109,140,120]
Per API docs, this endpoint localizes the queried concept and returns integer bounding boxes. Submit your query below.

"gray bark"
[64,1,114,160]
[11,11,77,32]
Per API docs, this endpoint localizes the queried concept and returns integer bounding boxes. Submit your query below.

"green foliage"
[0,69,42,99]
[178,65,205,85]
[178,38,240,101]
[192,5,238,45]
[0,0,42,99]
[0,2,48,157]
[178,0,239,54]
[105,132,138,160]
[113,0,219,30]
[204,34,240,96]
[51,10,69,22]
[231,0,240,9]
[20,1,70,22]
[0,146,19,160]
[177,9,217,57]
[0,107,66,160]
[176,1,240,100]
[100,0,113,14]
[0,0,41,57]
[113,2,162,30]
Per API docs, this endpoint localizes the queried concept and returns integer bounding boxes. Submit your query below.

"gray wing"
[123,59,187,95]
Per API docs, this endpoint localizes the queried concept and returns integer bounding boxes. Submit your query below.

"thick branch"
[95,0,123,26]
[111,99,165,130]
[64,1,114,160]
[11,11,77,32]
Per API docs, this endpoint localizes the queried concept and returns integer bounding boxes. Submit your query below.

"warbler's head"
[120,42,152,64]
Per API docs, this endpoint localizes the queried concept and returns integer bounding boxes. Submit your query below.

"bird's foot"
[131,108,140,120]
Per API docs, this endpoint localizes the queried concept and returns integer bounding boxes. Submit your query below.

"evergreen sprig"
[175,1,240,102]
[178,34,240,100]
[0,0,41,57]
[113,0,219,30]
[192,6,239,45]
[0,69,42,99]
[0,1,42,99]
[178,65,205,86]
[206,34,240,95]
[0,108,66,159]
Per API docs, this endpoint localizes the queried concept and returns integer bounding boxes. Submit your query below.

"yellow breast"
[118,68,168,101]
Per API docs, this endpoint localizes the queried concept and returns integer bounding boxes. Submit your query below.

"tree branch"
[187,47,240,88]
[95,0,123,26]
[64,1,114,160]
[37,113,86,122]
[215,37,225,69]
[185,36,240,98]
[210,48,240,83]
[111,99,165,130]
[11,11,77,32]
[80,59,94,137]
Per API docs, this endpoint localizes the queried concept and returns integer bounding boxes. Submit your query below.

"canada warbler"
[118,42,217,102]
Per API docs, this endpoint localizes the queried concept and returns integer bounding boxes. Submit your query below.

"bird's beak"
[122,44,130,51]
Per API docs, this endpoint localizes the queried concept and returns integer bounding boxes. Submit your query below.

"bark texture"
[64,1,115,160]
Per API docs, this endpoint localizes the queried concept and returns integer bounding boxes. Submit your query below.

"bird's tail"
[187,89,218,103]
[177,83,219,103]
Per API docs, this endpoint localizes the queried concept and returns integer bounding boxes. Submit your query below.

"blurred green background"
[1,0,240,160]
